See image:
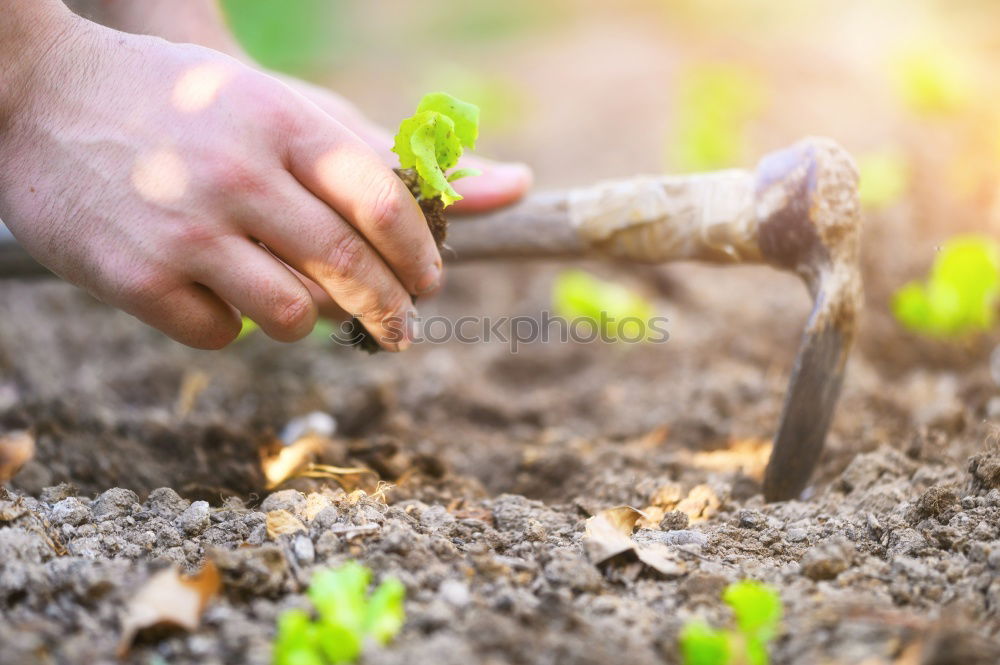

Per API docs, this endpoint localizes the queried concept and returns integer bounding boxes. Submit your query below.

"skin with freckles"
[0,1,532,348]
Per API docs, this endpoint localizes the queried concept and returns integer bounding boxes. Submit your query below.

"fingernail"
[489,162,533,184]
[415,264,441,295]
[393,308,419,351]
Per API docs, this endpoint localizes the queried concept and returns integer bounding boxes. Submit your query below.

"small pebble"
[175,501,211,536]
[50,497,91,526]
[91,488,138,520]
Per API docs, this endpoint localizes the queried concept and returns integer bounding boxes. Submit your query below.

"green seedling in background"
[422,0,559,43]
[220,0,351,75]
[857,150,909,210]
[891,45,972,117]
[893,235,1000,338]
[680,580,783,665]
[552,270,656,342]
[393,92,481,206]
[670,64,764,172]
[273,562,405,665]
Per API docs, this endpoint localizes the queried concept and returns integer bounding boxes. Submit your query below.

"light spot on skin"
[132,148,189,204]
[172,63,232,113]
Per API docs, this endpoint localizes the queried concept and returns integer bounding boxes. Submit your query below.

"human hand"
[0,8,446,350]
[269,76,534,321]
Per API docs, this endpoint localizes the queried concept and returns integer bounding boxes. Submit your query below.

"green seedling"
[680,580,782,665]
[552,270,656,342]
[857,149,909,210]
[392,92,481,206]
[891,45,972,117]
[669,64,764,172]
[273,562,405,665]
[893,235,1000,338]
[220,0,350,75]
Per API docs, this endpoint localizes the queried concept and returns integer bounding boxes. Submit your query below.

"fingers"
[188,239,318,342]
[122,282,242,350]
[291,267,352,321]
[448,156,533,214]
[285,112,443,296]
[244,176,416,351]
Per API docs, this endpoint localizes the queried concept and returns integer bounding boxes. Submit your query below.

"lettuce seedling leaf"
[363,578,406,644]
[723,581,782,644]
[315,620,362,664]
[274,563,405,665]
[679,621,730,665]
[892,235,1000,338]
[273,609,324,665]
[891,45,972,116]
[552,270,656,342]
[680,581,782,665]
[857,150,909,210]
[392,92,481,207]
[409,113,463,205]
[308,563,370,635]
[670,64,764,172]
[416,91,479,150]
[446,167,483,182]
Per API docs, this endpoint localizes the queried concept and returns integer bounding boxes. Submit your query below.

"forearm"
[0,1,77,129]
[62,0,248,61]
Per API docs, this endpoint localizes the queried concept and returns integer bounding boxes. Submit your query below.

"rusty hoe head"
[753,138,862,501]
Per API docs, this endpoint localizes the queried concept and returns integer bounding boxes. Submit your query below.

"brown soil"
[2,242,999,664]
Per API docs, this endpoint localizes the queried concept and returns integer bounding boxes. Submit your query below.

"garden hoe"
[0,137,862,501]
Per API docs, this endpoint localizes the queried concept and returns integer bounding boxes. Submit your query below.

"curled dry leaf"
[685,437,772,480]
[261,434,325,489]
[117,561,221,656]
[266,509,307,539]
[638,482,722,526]
[0,430,35,484]
[583,506,684,577]
[675,484,721,524]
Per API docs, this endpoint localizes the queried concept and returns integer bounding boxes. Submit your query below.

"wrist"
[0,1,78,129]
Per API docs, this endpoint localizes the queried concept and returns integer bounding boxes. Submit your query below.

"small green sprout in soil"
[272,562,405,665]
[350,92,481,352]
[891,44,972,116]
[552,269,657,342]
[893,235,1000,338]
[679,580,782,665]
[669,63,764,172]
[857,149,909,210]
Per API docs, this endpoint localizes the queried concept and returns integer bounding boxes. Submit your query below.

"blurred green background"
[219,0,1000,323]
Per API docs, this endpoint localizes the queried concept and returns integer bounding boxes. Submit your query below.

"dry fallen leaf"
[636,482,684,528]
[260,434,325,489]
[266,509,307,539]
[583,506,684,577]
[676,484,721,524]
[0,430,35,484]
[118,561,220,656]
[686,437,772,480]
[303,492,334,522]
